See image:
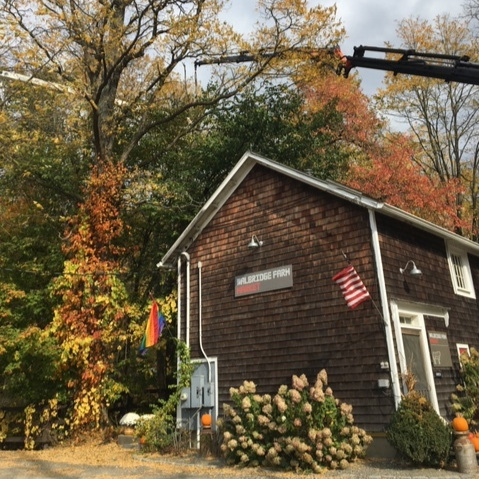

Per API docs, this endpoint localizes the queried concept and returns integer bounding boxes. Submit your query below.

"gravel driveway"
[0,444,477,479]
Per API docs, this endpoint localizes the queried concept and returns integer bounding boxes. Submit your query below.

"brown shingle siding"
[184,166,390,431]
[175,159,479,434]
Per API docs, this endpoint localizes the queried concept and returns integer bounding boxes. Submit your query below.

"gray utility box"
[179,359,218,432]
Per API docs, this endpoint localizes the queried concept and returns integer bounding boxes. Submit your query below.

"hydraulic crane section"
[195,45,479,87]
[337,45,479,86]
[194,48,336,68]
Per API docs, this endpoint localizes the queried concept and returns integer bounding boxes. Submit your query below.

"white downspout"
[176,252,190,427]
[175,252,191,347]
[177,256,182,344]
[197,261,212,382]
[181,252,191,347]
[369,210,402,408]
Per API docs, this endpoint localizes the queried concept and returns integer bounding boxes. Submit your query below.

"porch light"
[248,234,263,248]
[399,260,422,277]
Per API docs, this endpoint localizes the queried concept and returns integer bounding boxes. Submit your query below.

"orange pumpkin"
[470,436,479,452]
[201,413,212,428]
[452,416,469,432]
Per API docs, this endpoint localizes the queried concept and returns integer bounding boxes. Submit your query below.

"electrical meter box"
[178,358,218,437]
[203,382,215,408]
[180,387,190,408]
[190,375,204,408]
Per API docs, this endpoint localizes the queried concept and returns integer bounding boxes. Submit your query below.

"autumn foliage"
[302,73,466,233]
[303,73,382,158]
[50,159,135,430]
[345,134,466,232]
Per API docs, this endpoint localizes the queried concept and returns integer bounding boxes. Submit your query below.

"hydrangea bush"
[218,370,372,473]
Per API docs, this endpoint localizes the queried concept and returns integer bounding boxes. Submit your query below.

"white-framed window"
[456,343,470,369]
[447,244,475,298]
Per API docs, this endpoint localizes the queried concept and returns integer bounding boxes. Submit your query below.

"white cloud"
[320,0,465,95]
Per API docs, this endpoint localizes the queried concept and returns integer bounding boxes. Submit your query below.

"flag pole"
[371,298,387,326]
[341,250,351,264]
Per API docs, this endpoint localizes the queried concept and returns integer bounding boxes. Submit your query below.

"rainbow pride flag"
[139,300,166,353]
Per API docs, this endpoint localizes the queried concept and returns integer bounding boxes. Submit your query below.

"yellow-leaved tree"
[375,14,479,238]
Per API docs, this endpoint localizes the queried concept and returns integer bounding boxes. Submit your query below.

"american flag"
[332,265,371,309]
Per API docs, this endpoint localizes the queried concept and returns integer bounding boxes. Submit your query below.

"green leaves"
[0,326,62,405]
[387,391,452,467]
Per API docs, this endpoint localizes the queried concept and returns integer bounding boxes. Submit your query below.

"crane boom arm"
[194,48,337,67]
[0,70,73,93]
[195,45,479,86]
[337,45,479,86]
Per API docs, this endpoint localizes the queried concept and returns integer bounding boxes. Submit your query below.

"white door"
[402,329,431,401]
[397,313,439,413]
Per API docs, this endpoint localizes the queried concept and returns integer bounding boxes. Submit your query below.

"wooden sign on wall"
[235,265,293,297]
[428,331,453,368]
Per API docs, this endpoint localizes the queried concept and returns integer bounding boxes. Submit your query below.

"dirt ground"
[0,438,309,479]
[0,437,473,479]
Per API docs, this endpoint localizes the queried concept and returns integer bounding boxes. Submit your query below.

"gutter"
[369,209,402,408]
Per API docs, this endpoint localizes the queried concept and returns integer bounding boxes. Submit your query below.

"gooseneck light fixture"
[399,260,422,277]
[248,234,263,248]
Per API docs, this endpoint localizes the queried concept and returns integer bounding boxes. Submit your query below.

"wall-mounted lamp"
[399,260,422,277]
[248,234,263,248]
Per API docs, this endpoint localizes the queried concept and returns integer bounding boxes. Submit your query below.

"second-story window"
[447,244,475,298]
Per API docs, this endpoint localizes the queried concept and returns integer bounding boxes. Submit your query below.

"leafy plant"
[451,347,479,428]
[23,397,68,450]
[0,397,68,450]
[387,390,452,468]
[218,370,372,473]
[135,340,193,452]
[0,326,63,405]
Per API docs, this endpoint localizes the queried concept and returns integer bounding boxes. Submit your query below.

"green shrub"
[135,407,175,452]
[218,370,372,473]
[134,339,193,453]
[386,391,452,468]
[0,326,63,405]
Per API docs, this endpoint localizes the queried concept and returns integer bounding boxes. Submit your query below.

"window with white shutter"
[447,244,475,298]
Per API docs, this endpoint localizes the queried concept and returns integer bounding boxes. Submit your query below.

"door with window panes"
[400,316,434,403]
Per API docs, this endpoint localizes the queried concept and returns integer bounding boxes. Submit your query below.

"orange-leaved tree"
[376,14,479,238]
[50,159,141,430]
[301,69,384,177]
[345,133,466,232]
[301,70,466,232]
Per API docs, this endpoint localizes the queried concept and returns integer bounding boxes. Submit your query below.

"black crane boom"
[337,45,479,86]
[195,45,479,86]
[194,48,337,68]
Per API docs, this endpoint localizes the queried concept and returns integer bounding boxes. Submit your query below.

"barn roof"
[159,151,479,266]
